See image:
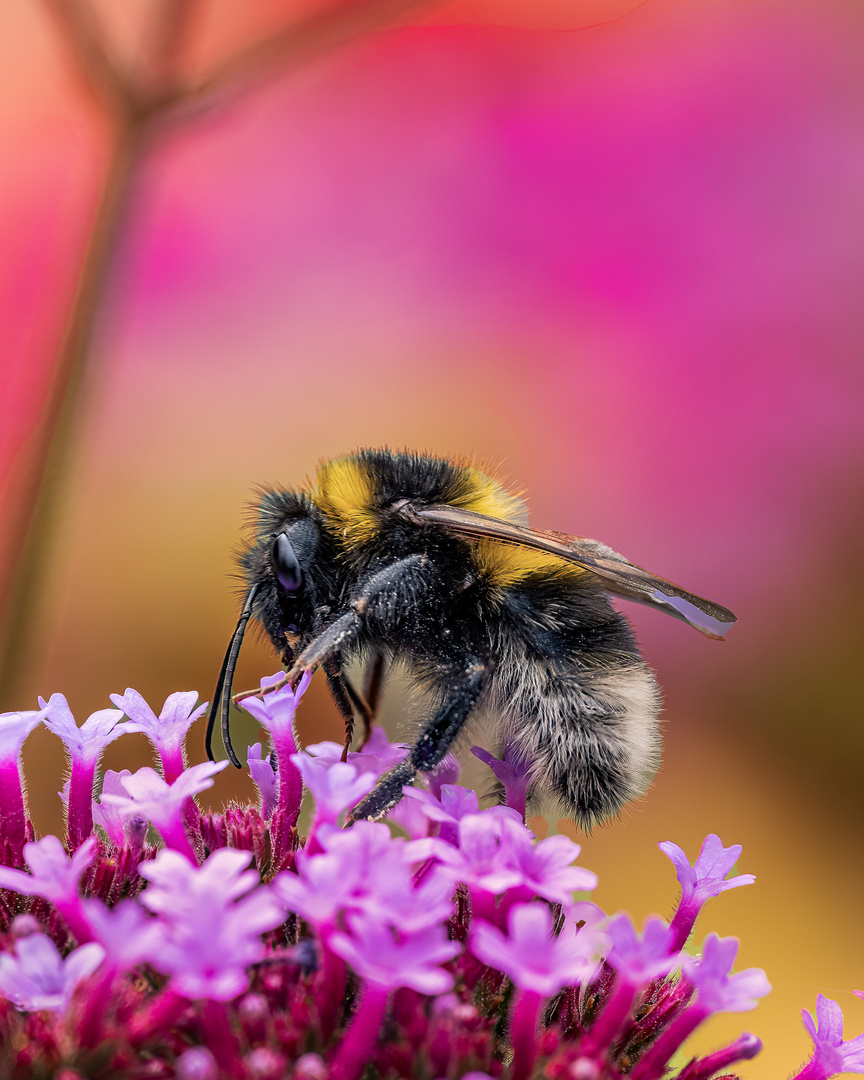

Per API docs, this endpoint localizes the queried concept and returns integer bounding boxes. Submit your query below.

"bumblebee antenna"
[206,583,259,768]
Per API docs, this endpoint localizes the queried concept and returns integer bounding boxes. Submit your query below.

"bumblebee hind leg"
[349,658,489,822]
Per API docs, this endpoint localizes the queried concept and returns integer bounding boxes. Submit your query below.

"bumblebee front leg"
[349,658,489,822]
[236,555,427,705]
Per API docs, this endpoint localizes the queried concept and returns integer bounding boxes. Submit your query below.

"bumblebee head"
[207,495,329,766]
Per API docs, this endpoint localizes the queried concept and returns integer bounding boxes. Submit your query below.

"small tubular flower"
[0,934,104,1012]
[91,769,133,847]
[240,671,311,828]
[631,934,771,1080]
[110,689,206,783]
[471,736,533,820]
[471,902,601,996]
[0,708,47,864]
[306,726,410,781]
[139,849,286,1000]
[793,995,864,1079]
[329,912,460,995]
[684,934,771,1014]
[660,834,755,952]
[606,914,676,985]
[401,783,482,843]
[100,761,227,862]
[505,823,598,906]
[290,753,375,831]
[0,835,97,943]
[81,898,165,971]
[41,694,127,848]
[579,914,677,1057]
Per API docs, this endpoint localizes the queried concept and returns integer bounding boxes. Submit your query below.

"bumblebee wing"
[396,501,736,639]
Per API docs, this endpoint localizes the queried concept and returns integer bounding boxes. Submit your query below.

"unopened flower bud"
[245,1047,286,1079]
[176,1046,218,1080]
[9,914,42,939]
[238,992,269,1023]
[124,815,148,853]
[569,1059,601,1080]
[293,1053,328,1080]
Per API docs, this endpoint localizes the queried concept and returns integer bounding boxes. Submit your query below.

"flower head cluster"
[0,679,859,1080]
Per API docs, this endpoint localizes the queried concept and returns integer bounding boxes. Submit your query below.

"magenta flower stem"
[0,759,28,866]
[156,817,199,865]
[201,999,240,1071]
[316,941,349,1041]
[330,981,389,1080]
[679,1033,762,1079]
[579,977,637,1056]
[791,1062,829,1080]
[54,897,94,945]
[67,760,97,850]
[510,988,544,1080]
[630,1003,708,1080]
[271,725,302,824]
[75,964,117,1047]
[667,900,700,954]
[129,987,189,1046]
[159,745,185,786]
[469,887,498,925]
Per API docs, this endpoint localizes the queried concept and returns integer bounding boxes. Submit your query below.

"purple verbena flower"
[400,782,482,843]
[684,934,771,1014]
[247,743,278,820]
[99,761,227,863]
[0,707,47,865]
[472,902,604,1080]
[471,736,533,820]
[40,694,127,849]
[139,848,286,1000]
[505,824,598,906]
[472,901,602,996]
[606,914,676,984]
[631,933,771,1080]
[579,914,676,1058]
[109,689,206,783]
[330,912,460,994]
[0,933,104,1012]
[0,835,97,943]
[81,897,165,971]
[239,671,311,830]
[793,995,864,1079]
[307,726,410,782]
[275,820,453,940]
[290,753,375,832]
[92,769,133,847]
[40,694,126,762]
[412,809,526,903]
[660,834,755,952]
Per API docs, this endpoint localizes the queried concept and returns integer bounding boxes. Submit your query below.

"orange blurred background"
[3,0,864,1074]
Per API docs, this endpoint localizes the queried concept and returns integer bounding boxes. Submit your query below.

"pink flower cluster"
[0,682,860,1079]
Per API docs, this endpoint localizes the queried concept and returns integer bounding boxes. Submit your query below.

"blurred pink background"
[3,0,864,1073]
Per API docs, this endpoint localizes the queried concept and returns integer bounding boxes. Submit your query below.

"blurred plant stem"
[0,0,440,705]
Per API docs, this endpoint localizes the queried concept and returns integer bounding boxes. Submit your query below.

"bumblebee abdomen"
[490,582,661,827]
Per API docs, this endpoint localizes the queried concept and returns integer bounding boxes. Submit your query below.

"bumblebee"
[206,449,735,827]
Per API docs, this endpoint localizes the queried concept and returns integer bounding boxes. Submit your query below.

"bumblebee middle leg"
[349,658,489,822]
[322,656,359,761]
[362,648,386,720]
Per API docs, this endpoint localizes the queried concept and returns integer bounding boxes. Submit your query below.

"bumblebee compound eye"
[271,532,303,594]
